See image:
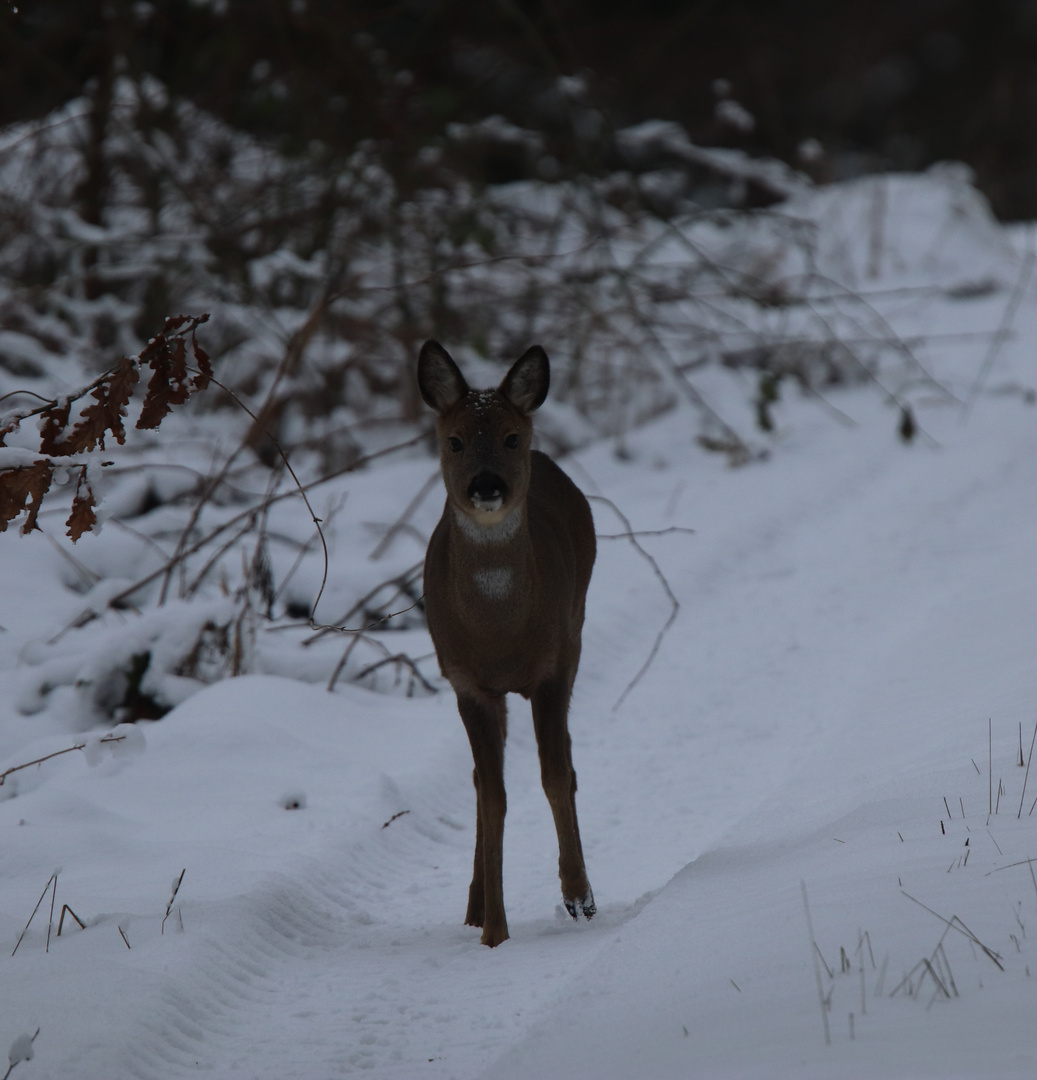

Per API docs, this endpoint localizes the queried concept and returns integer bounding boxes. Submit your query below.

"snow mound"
[784,163,1018,293]
[683,164,1018,300]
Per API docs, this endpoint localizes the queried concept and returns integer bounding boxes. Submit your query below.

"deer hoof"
[480,924,509,947]
[564,889,596,921]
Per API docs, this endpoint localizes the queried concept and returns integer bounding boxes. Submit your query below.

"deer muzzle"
[467,471,508,513]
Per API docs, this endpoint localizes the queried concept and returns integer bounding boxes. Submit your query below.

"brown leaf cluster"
[39,355,140,455]
[137,313,212,430]
[0,313,211,539]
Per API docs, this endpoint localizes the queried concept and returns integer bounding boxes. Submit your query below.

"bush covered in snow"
[0,70,1021,726]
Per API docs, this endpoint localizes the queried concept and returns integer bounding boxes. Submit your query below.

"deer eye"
[504,433,519,449]
[448,436,464,453]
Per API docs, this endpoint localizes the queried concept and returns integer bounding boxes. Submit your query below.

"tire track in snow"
[114,717,640,1080]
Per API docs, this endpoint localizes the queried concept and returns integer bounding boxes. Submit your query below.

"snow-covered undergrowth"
[3,167,1037,1078]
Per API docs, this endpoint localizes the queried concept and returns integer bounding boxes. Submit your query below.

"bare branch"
[589,494,681,709]
[0,733,126,788]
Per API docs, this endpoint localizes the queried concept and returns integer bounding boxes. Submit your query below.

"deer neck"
[449,503,532,605]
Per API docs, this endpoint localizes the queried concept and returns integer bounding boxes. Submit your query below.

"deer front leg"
[456,691,509,947]
[531,677,594,921]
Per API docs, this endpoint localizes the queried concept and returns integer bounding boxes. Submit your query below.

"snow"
[8,1031,36,1067]
[616,119,809,199]
[4,174,1037,1078]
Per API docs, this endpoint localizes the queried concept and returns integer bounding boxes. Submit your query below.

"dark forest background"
[2,0,1036,219]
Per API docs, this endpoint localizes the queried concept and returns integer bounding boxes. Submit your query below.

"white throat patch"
[454,505,522,544]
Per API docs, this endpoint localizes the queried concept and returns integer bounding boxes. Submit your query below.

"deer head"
[418,340,549,530]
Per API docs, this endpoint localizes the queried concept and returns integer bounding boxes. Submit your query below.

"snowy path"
[6,354,1037,1076]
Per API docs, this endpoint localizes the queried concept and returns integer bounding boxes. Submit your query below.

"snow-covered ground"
[4,174,1037,1078]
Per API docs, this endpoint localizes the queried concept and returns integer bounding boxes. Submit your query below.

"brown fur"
[418,340,596,947]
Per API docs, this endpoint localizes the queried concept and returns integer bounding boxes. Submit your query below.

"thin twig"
[307,230,601,304]
[270,526,330,611]
[0,389,54,406]
[589,495,680,710]
[813,941,834,979]
[57,904,85,936]
[1018,719,1037,818]
[162,869,186,935]
[661,214,955,432]
[611,261,753,456]
[327,632,364,693]
[889,960,924,999]
[183,514,261,600]
[352,653,437,695]
[874,954,888,997]
[107,516,175,563]
[368,470,439,560]
[0,1027,40,1080]
[984,856,1037,878]
[45,874,58,953]
[44,532,101,590]
[0,733,125,787]
[934,942,958,998]
[104,432,425,611]
[920,957,950,1000]
[900,891,1003,970]
[596,526,695,540]
[183,373,332,614]
[321,597,426,637]
[801,881,831,1046]
[157,305,317,606]
[12,873,58,956]
[303,561,425,644]
[963,223,1036,418]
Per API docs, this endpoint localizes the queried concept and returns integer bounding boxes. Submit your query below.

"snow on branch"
[0,313,211,539]
[615,120,810,203]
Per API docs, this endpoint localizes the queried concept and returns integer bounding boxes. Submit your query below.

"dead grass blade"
[12,873,58,957]
[801,881,831,1046]
[900,891,1004,971]
[161,869,186,935]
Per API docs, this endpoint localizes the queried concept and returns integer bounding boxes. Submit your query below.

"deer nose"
[468,471,508,510]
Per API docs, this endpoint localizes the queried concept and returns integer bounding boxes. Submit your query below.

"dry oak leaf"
[0,459,53,534]
[38,397,72,455]
[65,468,97,541]
[70,355,140,452]
[137,335,189,430]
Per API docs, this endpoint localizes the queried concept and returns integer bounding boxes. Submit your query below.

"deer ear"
[500,346,550,414]
[418,341,470,412]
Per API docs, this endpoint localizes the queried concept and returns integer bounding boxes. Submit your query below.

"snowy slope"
[3,177,1037,1079]
[490,392,1037,1080]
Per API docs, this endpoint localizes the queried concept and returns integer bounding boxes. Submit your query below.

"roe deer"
[418,340,596,947]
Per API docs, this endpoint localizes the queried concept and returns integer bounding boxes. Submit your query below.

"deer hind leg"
[456,690,509,947]
[466,766,485,928]
[531,677,594,921]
